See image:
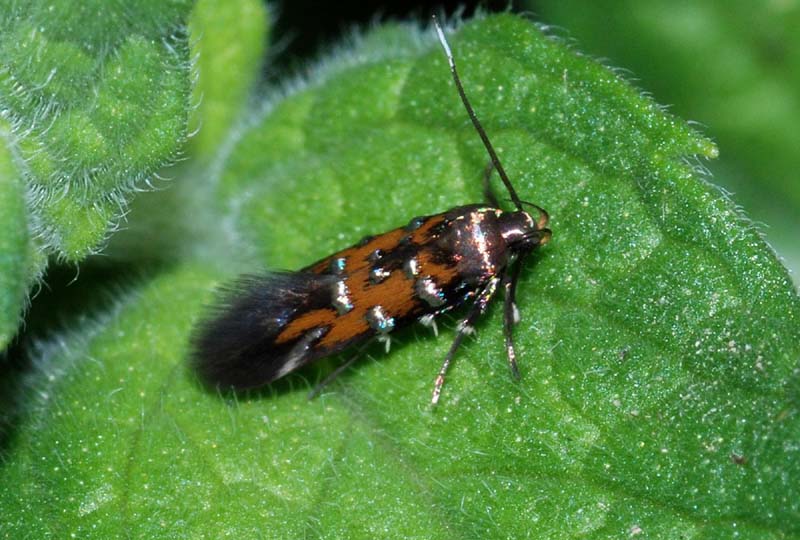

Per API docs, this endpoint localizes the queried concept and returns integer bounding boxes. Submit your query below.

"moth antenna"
[432,15,524,211]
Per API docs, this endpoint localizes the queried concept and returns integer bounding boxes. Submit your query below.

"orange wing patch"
[306,215,446,275]
[280,213,459,351]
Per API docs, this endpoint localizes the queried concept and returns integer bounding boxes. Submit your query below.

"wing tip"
[188,272,335,391]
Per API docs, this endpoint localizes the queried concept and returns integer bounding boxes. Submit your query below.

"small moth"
[191,16,551,403]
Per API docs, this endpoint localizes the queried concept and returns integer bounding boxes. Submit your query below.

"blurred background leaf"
[528,0,800,280]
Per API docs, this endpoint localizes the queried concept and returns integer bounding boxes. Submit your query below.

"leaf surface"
[0,0,193,344]
[1,14,798,539]
[534,0,800,276]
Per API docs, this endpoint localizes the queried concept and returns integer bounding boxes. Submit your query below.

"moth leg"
[482,160,501,208]
[307,338,374,399]
[419,314,439,336]
[502,262,523,379]
[432,275,500,404]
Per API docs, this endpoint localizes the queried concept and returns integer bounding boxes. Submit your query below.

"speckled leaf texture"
[1,13,799,539]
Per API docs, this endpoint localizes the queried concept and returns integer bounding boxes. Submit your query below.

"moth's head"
[499,209,551,255]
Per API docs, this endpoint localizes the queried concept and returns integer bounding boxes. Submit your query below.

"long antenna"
[432,15,524,211]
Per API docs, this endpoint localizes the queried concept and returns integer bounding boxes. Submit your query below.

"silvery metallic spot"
[331,280,354,314]
[403,257,420,278]
[368,249,384,263]
[370,266,391,284]
[405,216,425,231]
[416,276,445,307]
[329,257,347,275]
[366,305,395,334]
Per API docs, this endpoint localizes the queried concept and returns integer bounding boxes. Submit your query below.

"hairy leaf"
[0,1,193,259]
[1,14,798,539]
[0,122,43,349]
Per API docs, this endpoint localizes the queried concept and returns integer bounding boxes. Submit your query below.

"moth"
[191,17,551,403]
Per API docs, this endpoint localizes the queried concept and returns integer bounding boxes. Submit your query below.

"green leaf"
[0,122,44,349]
[98,0,271,264]
[2,14,798,538]
[0,0,193,263]
[532,0,800,278]
[187,0,270,160]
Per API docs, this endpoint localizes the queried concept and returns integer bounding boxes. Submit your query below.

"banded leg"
[308,338,374,399]
[502,262,523,379]
[432,276,500,404]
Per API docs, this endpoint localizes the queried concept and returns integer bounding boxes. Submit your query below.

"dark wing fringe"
[190,272,337,390]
